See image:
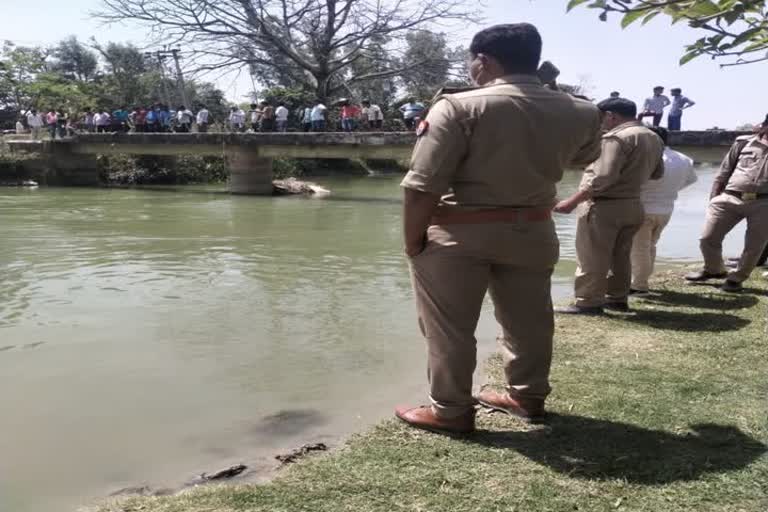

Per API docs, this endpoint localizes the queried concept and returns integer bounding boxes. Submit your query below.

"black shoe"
[604,301,630,312]
[555,305,604,315]
[629,289,650,297]
[685,270,728,282]
[721,280,743,293]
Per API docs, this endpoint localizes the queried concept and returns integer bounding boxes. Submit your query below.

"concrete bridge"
[6,130,749,194]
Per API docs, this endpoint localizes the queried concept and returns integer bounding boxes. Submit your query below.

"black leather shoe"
[685,270,728,282]
[629,289,650,297]
[604,301,630,312]
[721,280,743,293]
[554,305,604,315]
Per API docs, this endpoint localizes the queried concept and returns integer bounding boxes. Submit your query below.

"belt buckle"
[743,192,757,201]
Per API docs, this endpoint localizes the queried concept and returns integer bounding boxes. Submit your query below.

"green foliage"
[0,36,227,128]
[567,1,768,67]
[99,154,228,185]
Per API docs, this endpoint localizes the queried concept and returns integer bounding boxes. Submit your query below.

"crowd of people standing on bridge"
[15,96,431,138]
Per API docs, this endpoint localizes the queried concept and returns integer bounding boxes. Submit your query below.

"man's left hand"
[553,199,577,214]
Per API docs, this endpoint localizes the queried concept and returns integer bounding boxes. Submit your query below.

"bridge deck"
[4,130,751,159]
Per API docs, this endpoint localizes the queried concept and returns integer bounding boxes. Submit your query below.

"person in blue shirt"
[111,106,130,132]
[158,105,171,133]
[145,106,158,132]
[399,98,426,130]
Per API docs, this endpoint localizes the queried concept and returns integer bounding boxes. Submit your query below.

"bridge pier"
[228,150,274,195]
[48,146,100,186]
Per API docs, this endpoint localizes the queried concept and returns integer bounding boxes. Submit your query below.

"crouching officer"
[686,114,768,292]
[394,23,602,435]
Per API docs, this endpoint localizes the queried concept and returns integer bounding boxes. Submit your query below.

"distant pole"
[157,54,172,107]
[145,51,172,106]
[170,48,190,108]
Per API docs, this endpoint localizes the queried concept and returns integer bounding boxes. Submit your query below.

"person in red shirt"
[341,102,361,132]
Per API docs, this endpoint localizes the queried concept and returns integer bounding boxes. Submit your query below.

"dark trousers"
[261,118,275,131]
[668,114,682,131]
[759,241,768,267]
[638,112,663,127]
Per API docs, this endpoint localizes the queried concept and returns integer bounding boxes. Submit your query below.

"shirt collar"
[487,74,542,87]
[605,120,642,136]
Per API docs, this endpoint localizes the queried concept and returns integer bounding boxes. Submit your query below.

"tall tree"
[98,0,478,102]
[566,0,768,66]
[0,42,48,112]
[400,31,452,100]
[50,37,99,81]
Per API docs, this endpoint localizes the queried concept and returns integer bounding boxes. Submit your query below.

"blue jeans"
[667,114,682,131]
[342,118,356,132]
[312,120,325,131]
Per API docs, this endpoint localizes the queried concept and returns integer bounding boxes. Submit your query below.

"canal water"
[0,157,747,512]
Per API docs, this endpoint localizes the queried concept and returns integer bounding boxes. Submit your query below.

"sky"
[2,0,765,129]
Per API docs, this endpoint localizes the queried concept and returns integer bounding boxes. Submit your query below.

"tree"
[566,0,768,66]
[98,0,478,102]
[400,31,452,100]
[50,37,99,81]
[0,42,48,112]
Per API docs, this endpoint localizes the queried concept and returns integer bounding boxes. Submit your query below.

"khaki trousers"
[701,194,768,283]
[631,213,672,291]
[574,200,645,307]
[409,221,559,418]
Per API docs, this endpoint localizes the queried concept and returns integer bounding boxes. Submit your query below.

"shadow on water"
[642,287,760,310]
[470,413,766,484]
[250,409,329,438]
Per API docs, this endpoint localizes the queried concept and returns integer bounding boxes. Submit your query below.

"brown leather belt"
[430,208,552,225]
[592,196,639,202]
[724,190,768,201]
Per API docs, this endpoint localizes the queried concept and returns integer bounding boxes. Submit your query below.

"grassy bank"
[96,271,767,511]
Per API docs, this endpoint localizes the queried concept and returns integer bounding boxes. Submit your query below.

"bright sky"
[3,0,765,129]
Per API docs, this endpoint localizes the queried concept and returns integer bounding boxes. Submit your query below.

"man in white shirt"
[638,86,671,127]
[301,106,312,132]
[196,106,210,132]
[310,101,327,131]
[361,100,384,130]
[175,105,194,133]
[630,127,697,294]
[26,109,44,139]
[229,107,246,132]
[275,102,289,132]
[667,88,695,131]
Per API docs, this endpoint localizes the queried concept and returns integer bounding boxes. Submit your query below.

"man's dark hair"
[653,86,664,91]
[597,97,637,118]
[671,88,682,94]
[649,126,669,145]
[469,23,542,74]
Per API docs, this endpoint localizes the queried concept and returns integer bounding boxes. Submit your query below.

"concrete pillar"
[228,150,274,195]
[48,146,100,186]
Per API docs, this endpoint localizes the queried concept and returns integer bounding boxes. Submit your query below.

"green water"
[0,160,745,512]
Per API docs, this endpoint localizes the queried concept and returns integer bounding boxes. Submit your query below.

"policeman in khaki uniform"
[555,98,664,314]
[686,115,768,292]
[394,23,602,435]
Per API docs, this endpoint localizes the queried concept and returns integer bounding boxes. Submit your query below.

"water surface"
[0,157,746,512]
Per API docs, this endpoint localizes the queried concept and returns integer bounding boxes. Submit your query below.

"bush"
[99,154,228,185]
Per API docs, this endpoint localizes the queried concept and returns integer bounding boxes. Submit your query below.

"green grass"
[93,272,768,512]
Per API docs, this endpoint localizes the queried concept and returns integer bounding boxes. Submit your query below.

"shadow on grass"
[643,288,759,311]
[621,309,751,333]
[472,413,766,484]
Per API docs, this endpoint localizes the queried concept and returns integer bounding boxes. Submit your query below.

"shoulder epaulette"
[431,86,478,102]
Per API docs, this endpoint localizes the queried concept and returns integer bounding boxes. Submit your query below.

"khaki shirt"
[400,75,602,209]
[715,135,768,194]
[578,121,664,198]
